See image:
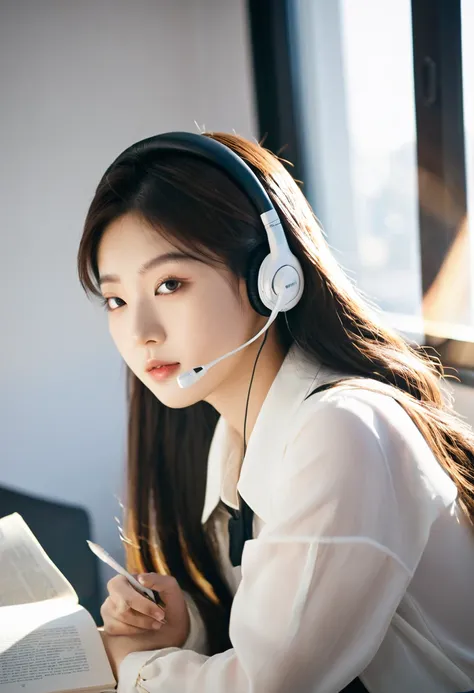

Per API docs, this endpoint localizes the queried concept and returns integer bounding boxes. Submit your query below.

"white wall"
[0,0,257,596]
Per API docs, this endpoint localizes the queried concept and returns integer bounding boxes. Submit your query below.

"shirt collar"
[201,344,342,524]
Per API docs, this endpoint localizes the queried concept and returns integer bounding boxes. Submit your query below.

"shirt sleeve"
[117,395,438,693]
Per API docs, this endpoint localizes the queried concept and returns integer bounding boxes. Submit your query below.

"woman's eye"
[156,279,182,295]
[101,279,182,311]
[103,296,125,311]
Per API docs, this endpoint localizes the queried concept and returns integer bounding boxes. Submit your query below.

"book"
[0,512,116,693]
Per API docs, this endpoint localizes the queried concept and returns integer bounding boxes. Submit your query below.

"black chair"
[0,484,102,624]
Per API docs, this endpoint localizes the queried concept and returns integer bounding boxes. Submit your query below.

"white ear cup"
[257,253,304,312]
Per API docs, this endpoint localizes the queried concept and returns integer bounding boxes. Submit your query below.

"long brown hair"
[78,132,474,653]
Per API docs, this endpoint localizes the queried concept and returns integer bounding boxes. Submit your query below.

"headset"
[112,131,305,388]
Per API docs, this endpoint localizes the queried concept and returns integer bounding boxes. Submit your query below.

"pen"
[86,540,166,609]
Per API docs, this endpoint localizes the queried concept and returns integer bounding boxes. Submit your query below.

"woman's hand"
[100,571,190,652]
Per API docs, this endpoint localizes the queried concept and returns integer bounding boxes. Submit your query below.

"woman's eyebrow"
[99,251,198,285]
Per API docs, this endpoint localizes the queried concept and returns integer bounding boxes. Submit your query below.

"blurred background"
[1,0,473,622]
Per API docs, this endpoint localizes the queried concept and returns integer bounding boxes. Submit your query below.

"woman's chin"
[148,382,206,410]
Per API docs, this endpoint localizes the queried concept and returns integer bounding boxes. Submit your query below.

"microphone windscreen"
[177,368,205,389]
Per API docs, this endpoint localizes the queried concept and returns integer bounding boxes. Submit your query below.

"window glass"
[292,0,421,318]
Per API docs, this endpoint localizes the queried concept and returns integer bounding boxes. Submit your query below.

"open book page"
[0,513,77,607]
[0,599,115,693]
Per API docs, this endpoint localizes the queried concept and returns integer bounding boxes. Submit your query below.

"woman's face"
[97,213,264,408]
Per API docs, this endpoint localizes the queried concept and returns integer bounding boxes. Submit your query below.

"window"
[292,0,421,318]
[461,0,474,326]
[248,0,474,375]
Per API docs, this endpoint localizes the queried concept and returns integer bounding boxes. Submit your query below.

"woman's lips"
[147,363,180,382]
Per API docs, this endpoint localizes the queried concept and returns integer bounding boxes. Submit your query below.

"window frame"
[247,0,474,382]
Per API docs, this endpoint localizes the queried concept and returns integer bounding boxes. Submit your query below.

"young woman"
[78,131,474,693]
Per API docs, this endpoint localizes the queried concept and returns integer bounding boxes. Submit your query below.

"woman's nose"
[132,298,166,346]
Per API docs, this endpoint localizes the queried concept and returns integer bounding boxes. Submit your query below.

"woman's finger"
[101,597,145,635]
[106,575,166,620]
[110,595,166,631]
[137,573,179,594]
[102,612,152,636]
[101,593,165,632]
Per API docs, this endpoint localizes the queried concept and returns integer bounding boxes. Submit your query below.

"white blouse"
[118,346,474,693]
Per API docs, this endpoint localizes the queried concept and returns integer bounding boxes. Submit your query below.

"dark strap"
[304,379,350,397]
[225,497,254,568]
[225,378,368,692]
[340,679,369,692]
